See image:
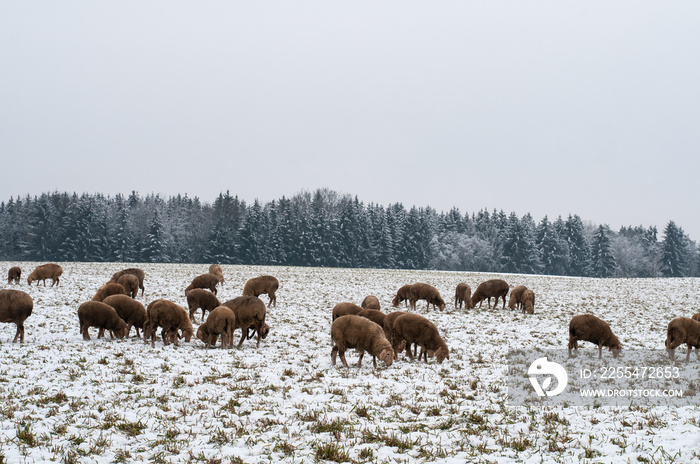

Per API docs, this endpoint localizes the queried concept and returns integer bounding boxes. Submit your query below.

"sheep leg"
[126,324,133,337]
[82,325,91,341]
[331,346,338,365]
[686,344,692,362]
[356,350,365,367]
[12,323,24,343]
[405,343,415,360]
[237,328,247,348]
[597,344,603,359]
[339,350,349,368]
[98,328,105,339]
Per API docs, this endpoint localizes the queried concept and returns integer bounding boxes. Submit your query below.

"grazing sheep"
[0,289,33,343]
[92,283,128,302]
[331,315,395,368]
[143,299,194,347]
[185,273,220,295]
[357,308,386,327]
[382,311,410,355]
[77,301,128,341]
[242,275,279,307]
[392,284,413,308]
[665,317,700,362]
[331,302,364,321]
[409,283,446,311]
[455,283,473,309]
[197,306,236,349]
[208,264,225,286]
[361,295,381,310]
[471,279,509,309]
[7,266,21,285]
[568,314,622,359]
[508,285,527,311]
[109,268,145,296]
[186,288,221,323]
[521,289,535,314]
[27,263,63,287]
[116,274,140,298]
[102,294,147,338]
[222,296,269,348]
[392,313,450,363]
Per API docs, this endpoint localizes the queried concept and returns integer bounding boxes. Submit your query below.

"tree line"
[0,189,697,278]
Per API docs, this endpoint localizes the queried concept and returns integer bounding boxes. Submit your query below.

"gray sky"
[2,1,699,240]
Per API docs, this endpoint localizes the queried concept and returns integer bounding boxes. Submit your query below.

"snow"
[1,262,699,463]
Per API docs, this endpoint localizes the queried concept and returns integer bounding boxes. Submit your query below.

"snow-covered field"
[0,262,698,463]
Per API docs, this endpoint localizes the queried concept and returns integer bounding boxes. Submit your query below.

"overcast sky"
[1,2,699,240]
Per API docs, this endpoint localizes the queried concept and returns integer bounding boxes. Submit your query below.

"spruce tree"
[590,225,616,277]
[661,221,688,277]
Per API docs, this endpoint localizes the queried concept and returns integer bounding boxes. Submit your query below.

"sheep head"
[434,346,450,363]
[378,348,394,367]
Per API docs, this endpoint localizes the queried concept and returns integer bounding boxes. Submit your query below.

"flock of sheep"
[1,263,700,367]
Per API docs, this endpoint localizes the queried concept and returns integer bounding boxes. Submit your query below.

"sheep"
[208,264,225,286]
[92,283,128,302]
[382,311,410,355]
[185,273,220,296]
[331,302,364,321]
[665,317,700,362]
[102,294,147,338]
[185,288,221,323]
[693,312,700,322]
[357,308,386,327]
[508,285,527,311]
[222,296,269,348]
[0,289,33,343]
[392,284,413,308]
[242,275,279,307]
[143,299,194,347]
[392,313,450,363]
[331,315,395,368]
[568,314,622,359]
[77,301,128,341]
[196,306,236,349]
[116,274,140,298]
[471,279,509,309]
[455,282,473,309]
[521,289,535,314]
[109,268,145,296]
[27,263,63,287]
[7,266,21,285]
[361,295,381,310]
[409,283,446,311]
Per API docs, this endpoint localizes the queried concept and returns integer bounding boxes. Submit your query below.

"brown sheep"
[222,296,269,348]
[361,295,381,310]
[197,306,236,349]
[392,284,413,307]
[331,315,395,368]
[143,299,194,347]
[508,285,527,311]
[186,288,221,323]
[331,302,364,321]
[382,311,410,355]
[409,283,445,311]
[665,317,700,362]
[27,263,63,287]
[102,294,147,338]
[471,279,509,309]
[7,266,21,285]
[208,264,225,286]
[455,283,473,309]
[92,283,128,302]
[357,308,386,327]
[77,301,128,341]
[392,313,450,363]
[185,273,220,296]
[521,289,535,314]
[568,314,622,359]
[116,274,140,298]
[692,312,700,322]
[109,268,145,296]
[0,289,33,343]
[242,275,279,307]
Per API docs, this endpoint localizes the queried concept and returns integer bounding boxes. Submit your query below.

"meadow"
[0,262,698,463]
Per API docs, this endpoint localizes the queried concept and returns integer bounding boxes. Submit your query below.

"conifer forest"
[1,189,697,278]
